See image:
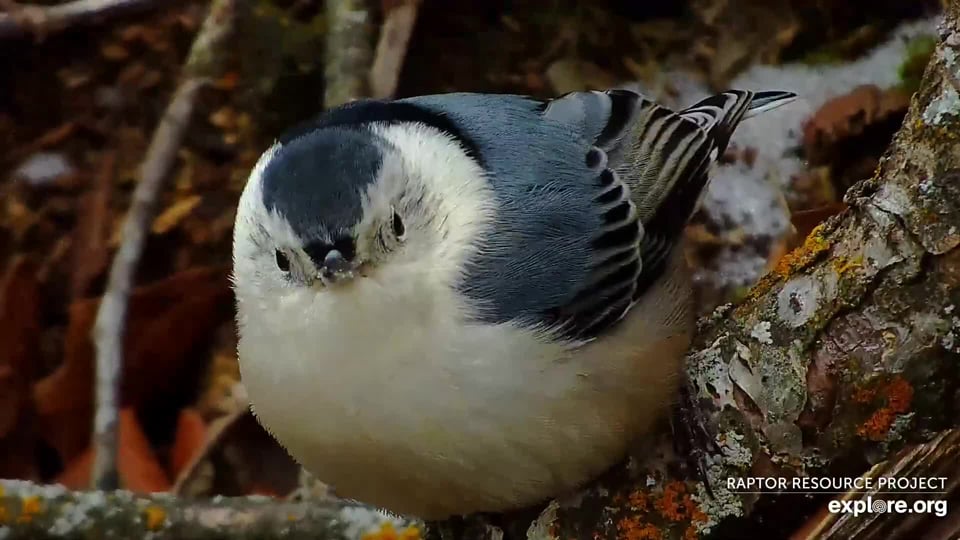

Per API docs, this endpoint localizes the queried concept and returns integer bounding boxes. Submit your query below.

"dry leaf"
[0,258,40,437]
[70,152,114,300]
[0,257,42,480]
[56,408,172,492]
[100,43,131,61]
[803,84,910,166]
[545,58,617,94]
[209,107,238,130]
[169,408,207,479]
[173,409,299,498]
[33,266,231,461]
[151,195,202,235]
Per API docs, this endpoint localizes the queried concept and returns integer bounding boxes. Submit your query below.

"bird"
[231,87,796,520]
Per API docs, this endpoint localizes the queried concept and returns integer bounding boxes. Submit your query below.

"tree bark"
[0,479,421,539]
[324,0,374,108]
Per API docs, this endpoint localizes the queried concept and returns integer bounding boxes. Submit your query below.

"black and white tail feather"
[544,89,796,340]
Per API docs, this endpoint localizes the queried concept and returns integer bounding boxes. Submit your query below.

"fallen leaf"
[169,408,206,479]
[173,408,300,498]
[0,258,40,437]
[70,151,114,300]
[56,408,171,492]
[212,72,240,91]
[545,58,617,94]
[209,107,238,130]
[33,266,231,462]
[0,257,42,480]
[151,195,202,235]
[803,84,910,166]
[100,43,131,61]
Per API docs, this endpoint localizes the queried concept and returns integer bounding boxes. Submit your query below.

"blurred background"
[0,0,946,507]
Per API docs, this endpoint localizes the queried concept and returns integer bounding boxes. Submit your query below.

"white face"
[232,123,497,336]
[233,145,418,306]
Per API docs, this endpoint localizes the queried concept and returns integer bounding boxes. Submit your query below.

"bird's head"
[231,117,493,319]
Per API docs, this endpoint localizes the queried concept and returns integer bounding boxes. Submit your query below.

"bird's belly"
[238,298,688,519]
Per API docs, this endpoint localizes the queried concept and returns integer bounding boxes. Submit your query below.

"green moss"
[898,34,937,94]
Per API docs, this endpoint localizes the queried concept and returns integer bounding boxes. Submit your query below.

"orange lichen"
[857,408,895,441]
[852,386,876,403]
[739,224,832,312]
[144,505,166,530]
[361,523,422,540]
[684,495,706,524]
[885,377,914,413]
[18,496,42,524]
[773,224,832,278]
[856,376,914,441]
[617,516,662,540]
[628,490,650,511]
[655,481,690,522]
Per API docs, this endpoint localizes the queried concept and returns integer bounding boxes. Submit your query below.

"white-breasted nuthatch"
[231,88,796,519]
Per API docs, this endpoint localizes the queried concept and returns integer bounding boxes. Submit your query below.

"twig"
[89,0,238,491]
[0,479,423,539]
[324,0,374,107]
[0,0,164,40]
[369,0,421,99]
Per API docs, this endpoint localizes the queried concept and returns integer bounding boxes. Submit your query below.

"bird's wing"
[541,89,795,338]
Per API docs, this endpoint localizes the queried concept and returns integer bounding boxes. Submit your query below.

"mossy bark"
[0,479,422,540]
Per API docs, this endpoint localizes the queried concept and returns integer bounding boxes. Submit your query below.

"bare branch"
[369,0,421,99]
[324,0,375,107]
[0,0,166,40]
[89,0,239,491]
[0,479,423,539]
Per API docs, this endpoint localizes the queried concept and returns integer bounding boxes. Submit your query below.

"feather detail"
[540,88,795,339]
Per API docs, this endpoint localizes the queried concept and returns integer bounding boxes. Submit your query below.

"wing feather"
[540,88,795,339]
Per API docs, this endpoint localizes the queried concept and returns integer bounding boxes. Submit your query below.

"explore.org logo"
[828,497,948,518]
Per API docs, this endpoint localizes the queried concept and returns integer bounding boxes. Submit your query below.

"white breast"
[236,250,693,519]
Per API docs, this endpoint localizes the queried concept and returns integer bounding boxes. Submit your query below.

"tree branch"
[89,0,238,491]
[369,0,421,99]
[0,0,167,40]
[0,479,423,539]
[324,0,375,108]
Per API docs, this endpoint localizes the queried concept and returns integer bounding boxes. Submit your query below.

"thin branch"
[89,0,238,491]
[0,479,423,539]
[0,0,165,40]
[369,0,421,99]
[324,0,375,108]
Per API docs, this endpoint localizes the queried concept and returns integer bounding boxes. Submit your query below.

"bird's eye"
[392,210,405,239]
[275,250,290,272]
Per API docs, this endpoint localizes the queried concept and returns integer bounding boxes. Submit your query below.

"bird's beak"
[318,249,355,286]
